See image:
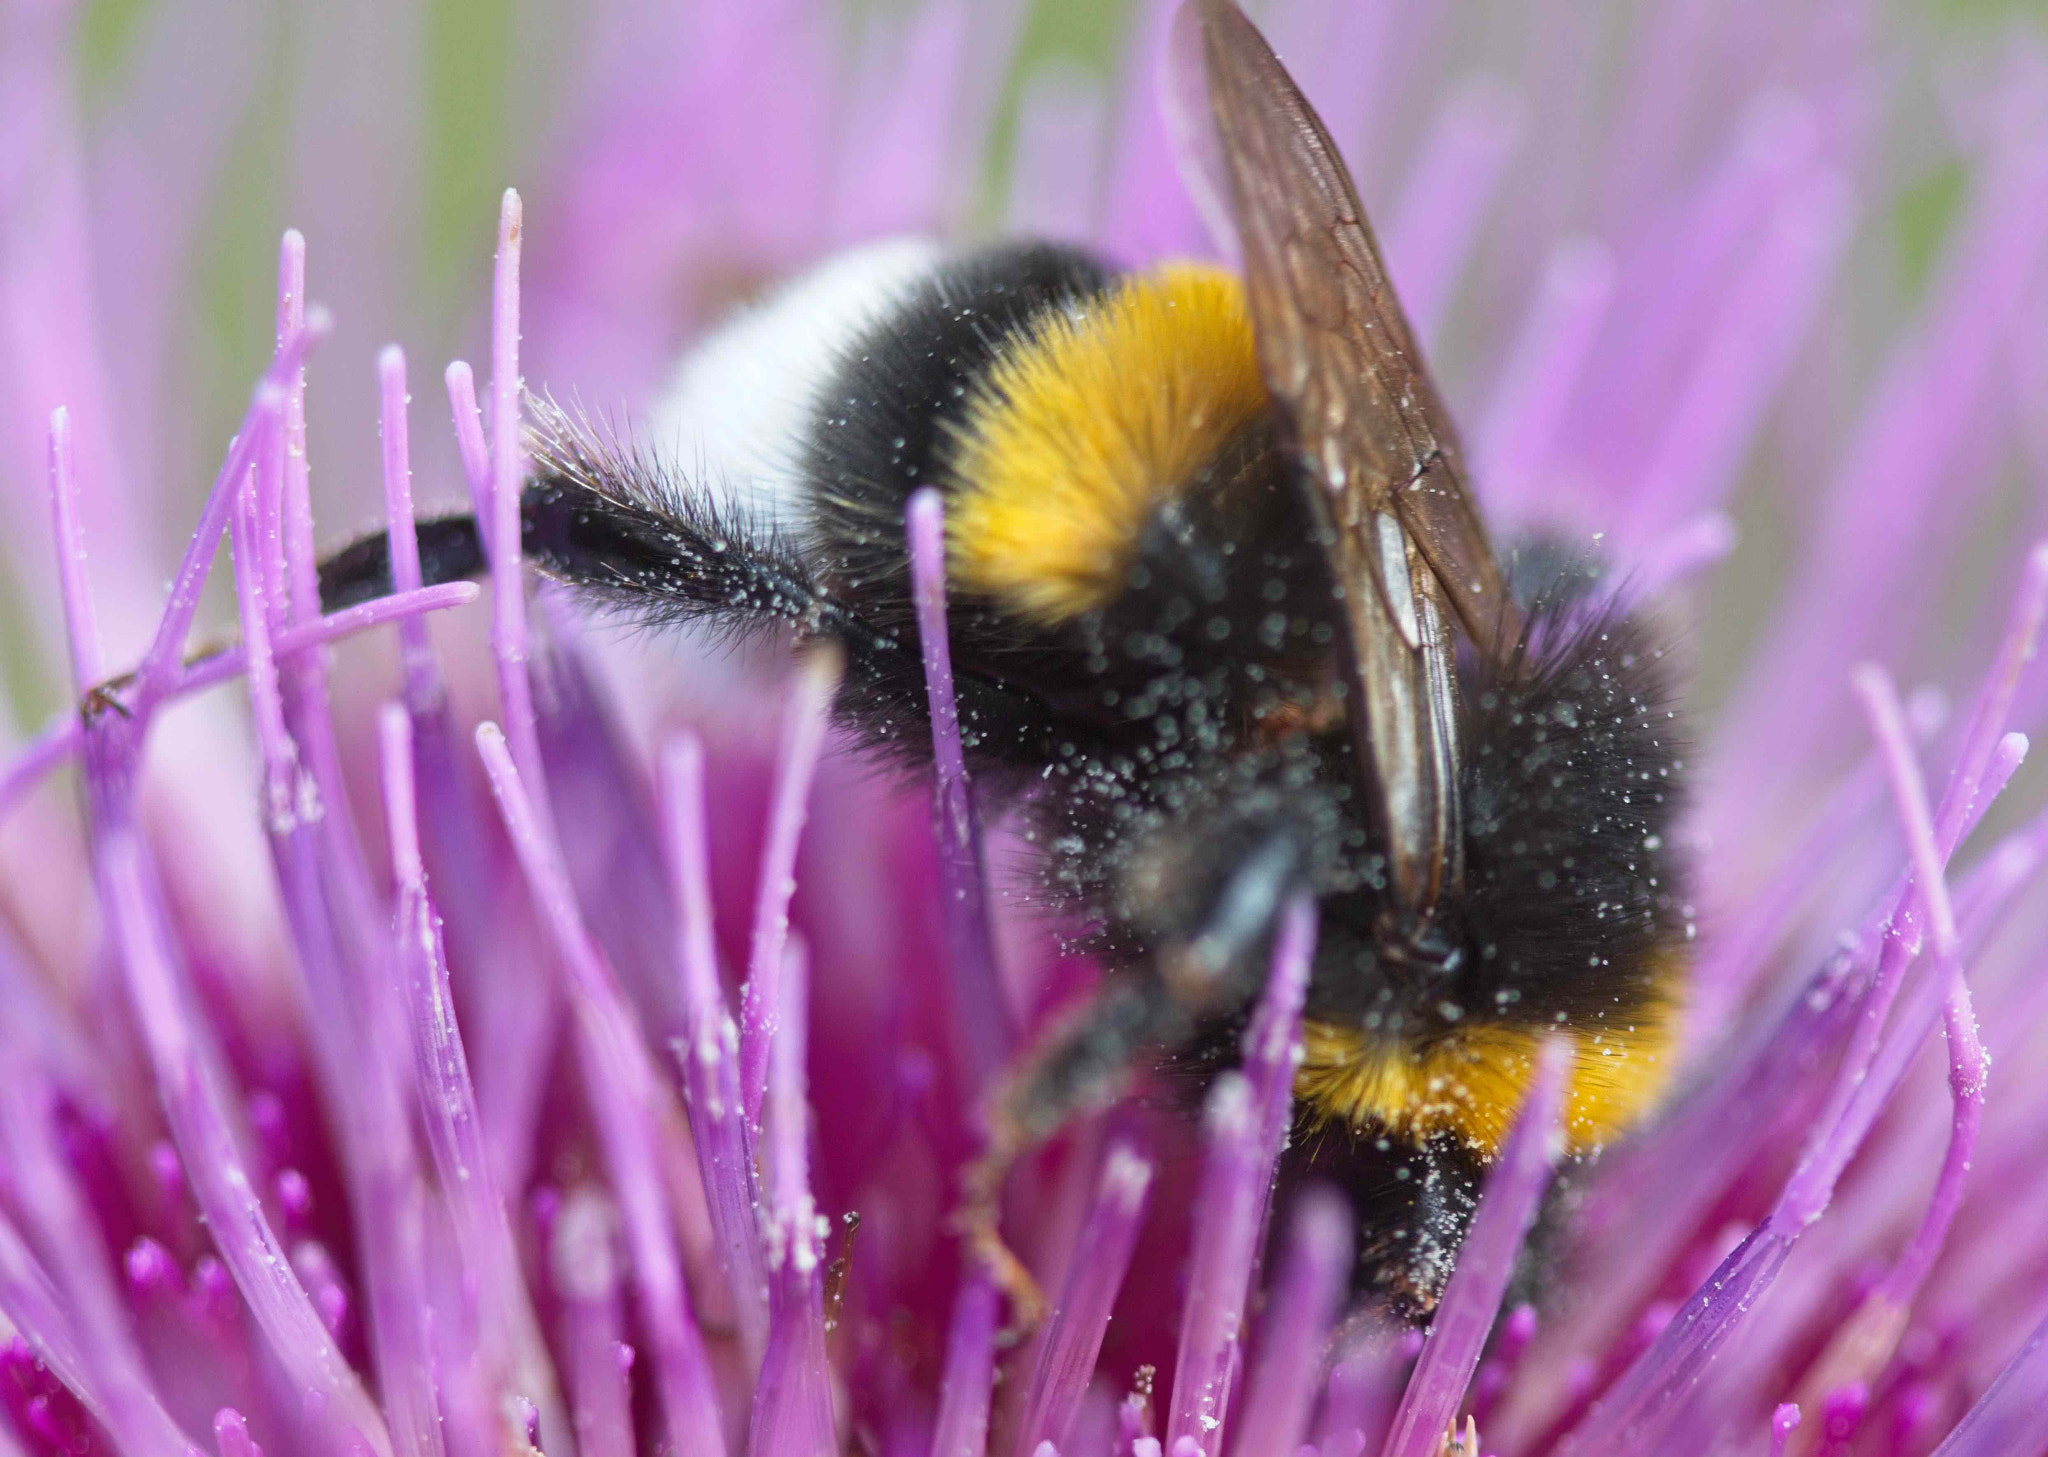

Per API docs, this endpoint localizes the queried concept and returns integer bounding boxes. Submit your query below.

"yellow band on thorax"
[943,263,1267,624]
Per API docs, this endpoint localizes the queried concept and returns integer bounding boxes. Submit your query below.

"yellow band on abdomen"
[1292,1004,1676,1158]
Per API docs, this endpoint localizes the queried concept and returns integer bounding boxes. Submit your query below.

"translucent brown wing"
[1193,0,1512,928]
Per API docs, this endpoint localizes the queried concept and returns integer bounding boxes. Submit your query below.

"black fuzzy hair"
[799,241,1114,640]
[519,397,837,647]
[1128,562,1690,1316]
[519,398,1078,778]
[1452,570,1691,1028]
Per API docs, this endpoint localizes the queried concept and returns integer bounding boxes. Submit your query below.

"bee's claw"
[79,678,135,721]
[1436,1415,1479,1457]
[982,1235,1045,1339]
[953,1138,1046,1337]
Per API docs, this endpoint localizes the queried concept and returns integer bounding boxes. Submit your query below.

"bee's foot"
[952,1143,1044,1337]
[80,678,135,721]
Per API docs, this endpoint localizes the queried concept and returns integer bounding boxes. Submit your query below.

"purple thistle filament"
[8,3,2048,1455]
[0,577,476,821]
[49,285,398,1455]
[1928,1304,2048,1457]
[661,733,772,1371]
[931,1276,1001,1457]
[908,485,1012,1083]
[1224,1191,1350,1457]
[376,346,441,714]
[750,941,837,1457]
[1850,669,1986,1313]
[380,703,567,1451]
[45,408,101,692]
[739,650,839,1135]
[479,721,729,1457]
[101,830,391,1457]
[127,313,330,717]
[485,190,552,831]
[1381,1040,1570,1457]
[1013,1140,1157,1456]
[552,1186,636,1457]
[1166,896,1314,1456]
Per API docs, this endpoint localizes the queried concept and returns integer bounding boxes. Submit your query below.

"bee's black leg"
[316,515,489,612]
[65,516,488,723]
[955,975,1174,1330]
[958,818,1309,1328]
[79,675,136,721]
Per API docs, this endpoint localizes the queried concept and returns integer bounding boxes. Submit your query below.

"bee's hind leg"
[80,674,136,720]
[957,818,1310,1331]
[954,973,1181,1333]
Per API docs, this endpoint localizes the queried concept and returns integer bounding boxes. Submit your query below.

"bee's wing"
[1193,0,1512,922]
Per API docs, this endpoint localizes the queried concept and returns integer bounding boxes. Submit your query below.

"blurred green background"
[27,0,2048,749]
[61,0,2034,465]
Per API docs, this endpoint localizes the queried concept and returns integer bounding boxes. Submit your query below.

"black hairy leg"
[316,516,491,611]
[521,403,1078,779]
[1278,1125,1487,1321]
[958,756,1323,1327]
[313,403,867,646]
[299,405,1076,789]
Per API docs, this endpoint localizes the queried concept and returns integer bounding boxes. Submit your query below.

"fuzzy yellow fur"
[943,263,1267,623]
[1292,1005,1676,1157]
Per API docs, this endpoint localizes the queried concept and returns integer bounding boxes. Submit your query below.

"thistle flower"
[3,2,2048,1457]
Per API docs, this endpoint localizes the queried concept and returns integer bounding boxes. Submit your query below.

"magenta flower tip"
[1017,1141,1157,1455]
[1770,1403,1802,1456]
[212,1409,261,1457]
[741,649,840,1132]
[122,1239,174,1297]
[443,359,491,517]
[490,187,529,598]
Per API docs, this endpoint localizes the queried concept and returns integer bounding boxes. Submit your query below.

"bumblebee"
[318,0,1688,1319]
